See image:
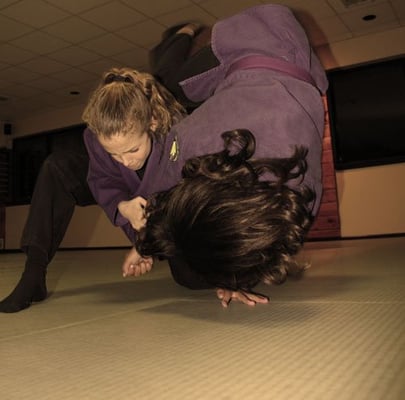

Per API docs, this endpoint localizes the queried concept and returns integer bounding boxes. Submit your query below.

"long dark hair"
[135,129,315,290]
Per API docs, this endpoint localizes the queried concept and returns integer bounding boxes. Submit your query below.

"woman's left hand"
[216,288,269,308]
[122,247,153,278]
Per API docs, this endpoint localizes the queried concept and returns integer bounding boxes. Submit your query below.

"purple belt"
[226,55,317,87]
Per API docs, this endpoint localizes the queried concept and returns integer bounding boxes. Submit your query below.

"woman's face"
[98,130,152,171]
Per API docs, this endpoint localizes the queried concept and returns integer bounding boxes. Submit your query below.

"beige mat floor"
[1,237,404,400]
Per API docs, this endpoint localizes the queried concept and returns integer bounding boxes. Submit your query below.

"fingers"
[131,216,147,231]
[129,259,153,277]
[216,288,269,308]
[123,257,153,278]
[216,288,232,308]
[132,203,147,231]
[121,196,148,231]
[232,291,256,307]
[122,247,140,277]
[250,294,269,304]
[137,197,147,207]
[122,260,133,277]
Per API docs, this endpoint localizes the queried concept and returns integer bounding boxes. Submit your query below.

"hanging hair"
[82,67,186,140]
[135,129,315,290]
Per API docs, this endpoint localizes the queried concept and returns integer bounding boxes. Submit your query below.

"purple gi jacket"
[84,4,328,243]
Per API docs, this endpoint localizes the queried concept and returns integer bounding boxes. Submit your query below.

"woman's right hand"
[118,196,147,231]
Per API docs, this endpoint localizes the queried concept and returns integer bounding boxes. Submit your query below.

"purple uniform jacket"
[84,4,328,243]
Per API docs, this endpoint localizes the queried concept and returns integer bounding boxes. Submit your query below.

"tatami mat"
[1,237,404,400]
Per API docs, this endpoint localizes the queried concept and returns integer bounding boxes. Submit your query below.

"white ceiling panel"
[121,0,193,18]
[1,0,69,28]
[0,0,404,122]
[79,1,146,30]
[43,16,106,43]
[338,2,399,33]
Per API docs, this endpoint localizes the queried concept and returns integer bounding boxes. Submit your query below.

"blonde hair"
[82,67,186,140]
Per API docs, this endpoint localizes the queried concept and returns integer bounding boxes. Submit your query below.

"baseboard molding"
[308,232,405,242]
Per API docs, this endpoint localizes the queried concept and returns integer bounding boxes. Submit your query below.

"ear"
[150,117,158,132]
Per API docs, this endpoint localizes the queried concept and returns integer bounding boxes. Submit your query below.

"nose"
[120,154,131,167]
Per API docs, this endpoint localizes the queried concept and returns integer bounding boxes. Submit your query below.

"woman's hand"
[122,247,153,278]
[216,288,269,308]
[118,196,147,231]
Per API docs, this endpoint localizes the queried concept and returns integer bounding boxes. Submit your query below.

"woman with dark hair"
[134,129,315,306]
[72,4,327,305]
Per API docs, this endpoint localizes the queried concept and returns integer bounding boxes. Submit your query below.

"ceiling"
[0,0,404,122]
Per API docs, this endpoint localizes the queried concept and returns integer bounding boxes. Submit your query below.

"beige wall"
[317,26,405,237]
[3,102,87,140]
[3,27,405,249]
[5,205,129,250]
[336,164,405,237]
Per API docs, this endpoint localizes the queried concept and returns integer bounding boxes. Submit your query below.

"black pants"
[150,31,218,112]
[20,149,96,262]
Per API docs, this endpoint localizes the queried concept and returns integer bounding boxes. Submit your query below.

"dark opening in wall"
[327,56,405,170]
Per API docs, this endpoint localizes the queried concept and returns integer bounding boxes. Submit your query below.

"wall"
[3,102,86,140]
[336,164,405,237]
[316,26,405,237]
[3,27,405,249]
[5,205,129,250]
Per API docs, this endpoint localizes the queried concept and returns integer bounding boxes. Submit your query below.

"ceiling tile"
[110,47,149,69]
[197,0,261,19]
[0,43,36,64]
[0,62,9,71]
[1,0,69,28]
[339,2,399,34]
[44,0,111,14]
[1,65,41,83]
[0,15,33,41]
[80,1,146,30]
[121,0,192,18]
[0,79,10,89]
[19,56,69,75]
[11,31,70,55]
[43,16,107,43]
[28,91,68,107]
[155,4,217,27]
[1,83,43,99]
[47,46,102,67]
[79,58,119,76]
[53,80,100,99]
[50,67,99,84]
[390,0,405,21]
[327,0,387,14]
[116,20,166,48]
[38,91,81,107]
[0,0,19,7]
[80,33,138,57]
[0,0,404,123]
[309,15,353,45]
[25,75,70,91]
[280,0,336,19]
